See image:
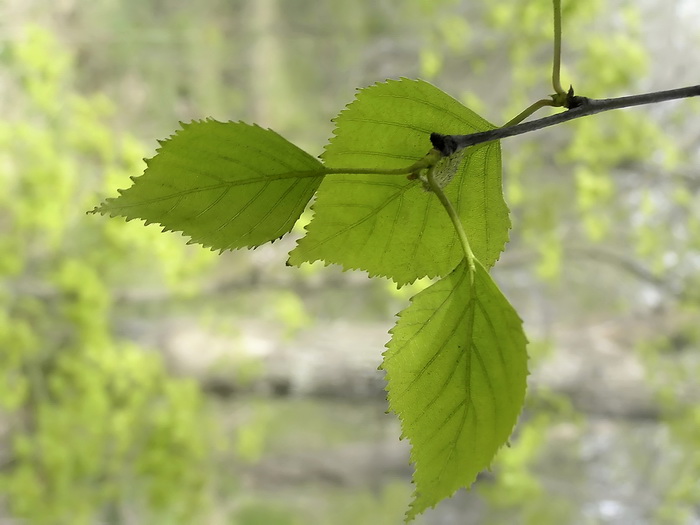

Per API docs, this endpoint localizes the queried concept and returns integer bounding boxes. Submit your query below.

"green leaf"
[288,78,509,285]
[382,261,528,520]
[92,119,324,251]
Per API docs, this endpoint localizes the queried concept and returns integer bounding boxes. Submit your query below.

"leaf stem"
[246,153,438,182]
[502,98,556,127]
[501,0,566,128]
[425,167,476,275]
[552,0,565,96]
[322,166,413,176]
[321,149,442,177]
[431,84,700,156]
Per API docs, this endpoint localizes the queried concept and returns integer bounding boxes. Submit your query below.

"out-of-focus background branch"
[1,1,699,523]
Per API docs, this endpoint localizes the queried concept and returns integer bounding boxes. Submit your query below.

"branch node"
[430,132,458,156]
[563,85,589,109]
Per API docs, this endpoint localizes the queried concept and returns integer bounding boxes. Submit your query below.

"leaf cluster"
[94,77,529,519]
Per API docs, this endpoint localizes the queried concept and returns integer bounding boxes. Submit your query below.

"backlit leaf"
[92,119,324,251]
[382,261,528,520]
[288,78,509,285]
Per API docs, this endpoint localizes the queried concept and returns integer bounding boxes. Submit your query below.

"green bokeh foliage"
[0,25,219,524]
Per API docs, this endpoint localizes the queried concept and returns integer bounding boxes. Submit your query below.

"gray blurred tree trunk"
[248,0,289,128]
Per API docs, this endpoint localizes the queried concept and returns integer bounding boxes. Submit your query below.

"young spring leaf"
[91,119,324,251]
[382,261,528,520]
[288,78,509,285]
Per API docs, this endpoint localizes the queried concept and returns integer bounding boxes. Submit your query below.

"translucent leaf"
[92,119,324,251]
[288,78,509,285]
[382,261,528,520]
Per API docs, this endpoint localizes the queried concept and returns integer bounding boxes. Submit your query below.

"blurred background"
[1,0,699,523]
